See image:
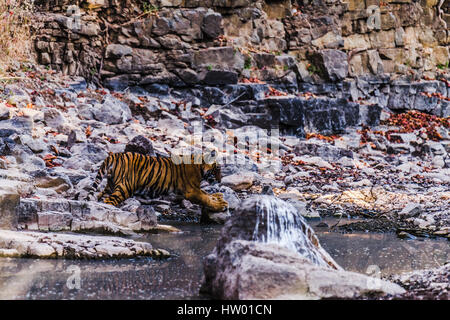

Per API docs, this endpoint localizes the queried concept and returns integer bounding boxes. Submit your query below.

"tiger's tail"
[86,152,115,201]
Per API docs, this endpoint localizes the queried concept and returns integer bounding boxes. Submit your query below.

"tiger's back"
[87,152,227,212]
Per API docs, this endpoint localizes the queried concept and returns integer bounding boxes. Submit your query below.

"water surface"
[0,221,448,299]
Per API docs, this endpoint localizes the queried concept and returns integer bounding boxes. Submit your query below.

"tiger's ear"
[203,149,217,164]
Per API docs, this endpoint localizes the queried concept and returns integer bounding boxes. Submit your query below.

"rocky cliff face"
[31,1,450,122]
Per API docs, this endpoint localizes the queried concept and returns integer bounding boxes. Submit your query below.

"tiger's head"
[201,151,221,184]
[202,161,222,184]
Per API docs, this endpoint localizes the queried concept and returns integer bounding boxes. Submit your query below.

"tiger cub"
[86,152,228,212]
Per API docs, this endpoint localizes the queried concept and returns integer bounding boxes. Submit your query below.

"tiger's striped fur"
[86,152,228,212]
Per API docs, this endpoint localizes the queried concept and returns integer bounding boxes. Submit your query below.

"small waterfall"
[251,196,340,269]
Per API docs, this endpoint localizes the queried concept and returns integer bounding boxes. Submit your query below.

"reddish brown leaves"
[306,133,340,143]
[421,91,450,101]
[265,86,288,98]
[359,111,450,144]
[85,125,92,138]
[42,154,60,168]
[241,77,265,84]
[299,92,317,100]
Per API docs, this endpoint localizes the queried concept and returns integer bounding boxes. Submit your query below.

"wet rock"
[201,209,230,224]
[285,199,321,219]
[261,185,274,195]
[211,196,339,268]
[388,264,449,300]
[136,205,158,229]
[397,231,417,240]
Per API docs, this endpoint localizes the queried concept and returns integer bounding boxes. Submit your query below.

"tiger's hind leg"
[103,184,131,207]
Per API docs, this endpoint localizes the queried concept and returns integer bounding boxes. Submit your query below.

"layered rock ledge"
[0,229,170,259]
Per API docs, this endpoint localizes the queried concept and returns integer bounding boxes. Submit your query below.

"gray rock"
[399,203,422,218]
[136,205,158,229]
[310,49,348,82]
[203,185,241,210]
[19,135,47,154]
[124,135,156,156]
[265,96,361,137]
[37,211,72,231]
[43,108,66,130]
[202,11,222,38]
[70,143,108,164]
[221,172,254,191]
[295,140,353,161]
[200,70,239,85]
[0,190,20,229]
[105,44,133,59]
[93,95,132,125]
[0,105,11,120]
[201,209,230,224]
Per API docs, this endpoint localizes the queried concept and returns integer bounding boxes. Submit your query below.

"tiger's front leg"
[185,189,228,212]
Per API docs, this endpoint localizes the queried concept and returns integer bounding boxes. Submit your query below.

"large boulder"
[309,49,348,82]
[201,240,405,300]
[202,11,223,38]
[266,96,362,136]
[209,196,339,268]
[201,196,405,299]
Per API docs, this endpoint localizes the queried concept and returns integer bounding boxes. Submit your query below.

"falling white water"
[252,196,338,269]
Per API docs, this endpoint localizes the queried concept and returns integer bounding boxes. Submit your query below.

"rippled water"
[0,221,448,300]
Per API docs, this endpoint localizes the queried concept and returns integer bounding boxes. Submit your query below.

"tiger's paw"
[211,192,224,200]
[207,195,228,212]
